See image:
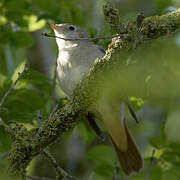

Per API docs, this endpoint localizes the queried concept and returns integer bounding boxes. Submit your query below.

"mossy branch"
[2,2,180,179]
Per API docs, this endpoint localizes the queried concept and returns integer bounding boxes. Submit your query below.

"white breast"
[56,41,105,97]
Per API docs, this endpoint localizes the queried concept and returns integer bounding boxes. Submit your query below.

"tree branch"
[3,2,180,178]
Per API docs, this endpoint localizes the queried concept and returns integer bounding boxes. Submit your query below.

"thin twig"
[144,149,156,180]
[0,152,8,160]
[38,110,43,121]
[42,150,80,180]
[37,110,43,126]
[41,33,120,41]
[49,97,68,119]
[0,64,28,113]
[113,161,118,180]
[126,101,139,123]
[48,103,59,119]
[27,175,55,180]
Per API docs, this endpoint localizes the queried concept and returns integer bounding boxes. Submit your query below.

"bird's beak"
[47,22,58,30]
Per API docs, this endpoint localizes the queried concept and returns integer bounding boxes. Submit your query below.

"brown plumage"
[111,120,143,175]
[94,104,143,175]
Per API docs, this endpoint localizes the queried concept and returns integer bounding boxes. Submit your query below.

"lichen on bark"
[2,2,180,179]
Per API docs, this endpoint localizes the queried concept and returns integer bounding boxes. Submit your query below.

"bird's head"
[48,23,88,39]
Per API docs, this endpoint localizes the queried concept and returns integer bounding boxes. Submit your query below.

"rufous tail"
[111,121,143,175]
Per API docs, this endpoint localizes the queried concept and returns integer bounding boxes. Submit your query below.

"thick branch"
[104,2,180,44]
[139,8,180,40]
[5,3,180,178]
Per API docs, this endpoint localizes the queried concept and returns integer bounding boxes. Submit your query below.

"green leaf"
[149,136,166,149]
[11,31,34,47]
[77,118,96,144]
[24,14,45,32]
[162,165,180,180]
[38,14,60,22]
[94,164,114,178]
[0,74,8,88]
[0,88,46,124]
[162,151,179,164]
[20,69,53,94]
[0,49,7,75]
[32,0,60,14]
[87,145,116,165]
[129,96,145,111]
[152,0,172,11]
[165,111,180,143]
[149,122,167,149]
[5,0,28,11]
[0,77,12,100]
[148,163,162,180]
[161,144,180,165]
[0,129,11,152]
[88,172,106,180]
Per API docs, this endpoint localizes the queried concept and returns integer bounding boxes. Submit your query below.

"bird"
[48,23,143,175]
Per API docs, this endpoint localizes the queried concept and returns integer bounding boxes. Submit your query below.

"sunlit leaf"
[24,15,46,32]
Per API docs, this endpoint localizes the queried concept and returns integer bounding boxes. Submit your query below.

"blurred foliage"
[0,0,180,180]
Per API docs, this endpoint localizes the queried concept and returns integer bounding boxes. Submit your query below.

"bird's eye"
[69,25,75,31]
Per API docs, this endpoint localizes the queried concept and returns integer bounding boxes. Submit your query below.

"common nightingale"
[48,23,143,175]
